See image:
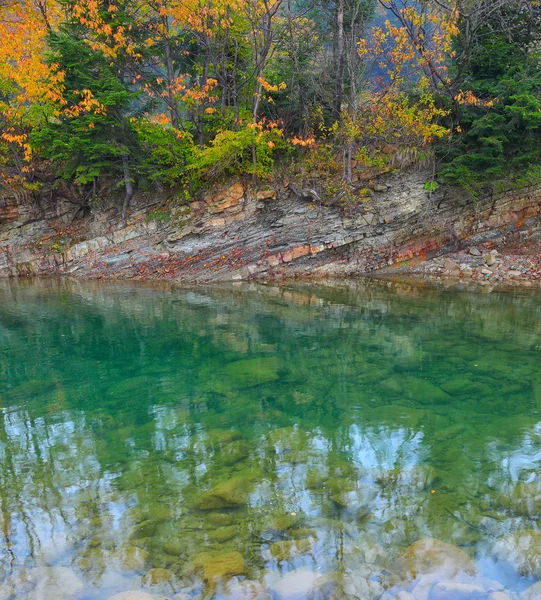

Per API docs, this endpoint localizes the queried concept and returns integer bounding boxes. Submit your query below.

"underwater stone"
[206,513,234,527]
[163,540,183,556]
[193,551,247,581]
[209,525,238,543]
[269,539,313,561]
[26,567,84,599]
[492,530,541,578]
[489,593,513,600]
[220,579,271,599]
[219,440,252,466]
[402,378,451,404]
[106,593,154,600]
[223,357,280,388]
[141,567,173,586]
[196,476,253,509]
[431,581,486,600]
[267,567,329,600]
[400,538,476,579]
[268,513,302,532]
[520,582,541,599]
[113,545,149,572]
[496,481,541,517]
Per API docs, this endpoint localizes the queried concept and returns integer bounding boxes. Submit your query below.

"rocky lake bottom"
[0,278,541,600]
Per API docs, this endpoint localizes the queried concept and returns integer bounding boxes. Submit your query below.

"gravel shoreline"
[389,238,541,288]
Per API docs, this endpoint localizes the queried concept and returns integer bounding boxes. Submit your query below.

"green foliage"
[438,22,541,194]
[424,181,439,192]
[30,28,139,185]
[191,124,287,181]
[134,120,196,189]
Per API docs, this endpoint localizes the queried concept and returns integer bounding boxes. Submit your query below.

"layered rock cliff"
[1,166,540,282]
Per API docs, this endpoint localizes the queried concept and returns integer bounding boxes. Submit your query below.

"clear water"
[0,278,541,599]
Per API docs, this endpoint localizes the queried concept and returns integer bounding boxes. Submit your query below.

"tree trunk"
[121,154,134,220]
[334,0,345,117]
[164,38,180,130]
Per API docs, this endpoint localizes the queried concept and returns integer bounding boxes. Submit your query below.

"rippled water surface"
[1,278,541,600]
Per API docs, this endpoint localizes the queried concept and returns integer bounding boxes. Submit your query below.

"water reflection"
[0,279,540,599]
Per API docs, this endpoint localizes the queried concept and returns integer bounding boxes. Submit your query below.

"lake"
[0,278,541,600]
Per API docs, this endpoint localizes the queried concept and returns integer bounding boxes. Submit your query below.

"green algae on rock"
[192,550,247,581]
[492,530,541,578]
[196,476,253,509]
[399,538,477,579]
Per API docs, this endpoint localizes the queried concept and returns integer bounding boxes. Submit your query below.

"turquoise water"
[0,278,541,599]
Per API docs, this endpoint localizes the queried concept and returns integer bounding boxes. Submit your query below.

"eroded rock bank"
[0,166,540,282]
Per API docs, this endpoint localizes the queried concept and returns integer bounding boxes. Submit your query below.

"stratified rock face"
[492,530,541,578]
[399,538,477,579]
[1,166,540,282]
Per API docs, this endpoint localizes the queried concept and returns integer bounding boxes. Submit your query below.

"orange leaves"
[292,136,316,147]
[258,77,287,93]
[63,89,107,118]
[454,90,495,108]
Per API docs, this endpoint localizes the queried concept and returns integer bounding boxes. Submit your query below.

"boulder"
[196,476,252,509]
[141,567,173,586]
[443,259,460,273]
[402,378,451,405]
[267,568,330,600]
[223,357,280,388]
[341,572,384,599]
[209,525,238,543]
[113,545,149,571]
[431,581,486,600]
[489,593,513,600]
[221,579,271,599]
[492,530,541,578]
[400,538,476,579]
[520,582,541,600]
[496,481,541,517]
[106,593,155,600]
[269,539,313,561]
[193,551,246,581]
[26,567,84,599]
[206,513,234,527]
[219,440,251,466]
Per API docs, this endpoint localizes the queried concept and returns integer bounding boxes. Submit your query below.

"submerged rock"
[206,513,235,527]
[430,581,486,600]
[492,530,541,578]
[106,593,155,600]
[24,567,84,600]
[399,538,476,578]
[220,579,271,599]
[112,545,149,572]
[196,476,253,509]
[141,567,173,587]
[267,427,311,463]
[223,357,280,388]
[520,582,541,600]
[193,551,247,581]
[267,567,330,600]
[219,440,252,466]
[402,378,451,405]
[209,525,238,543]
[496,481,541,517]
[269,539,313,561]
